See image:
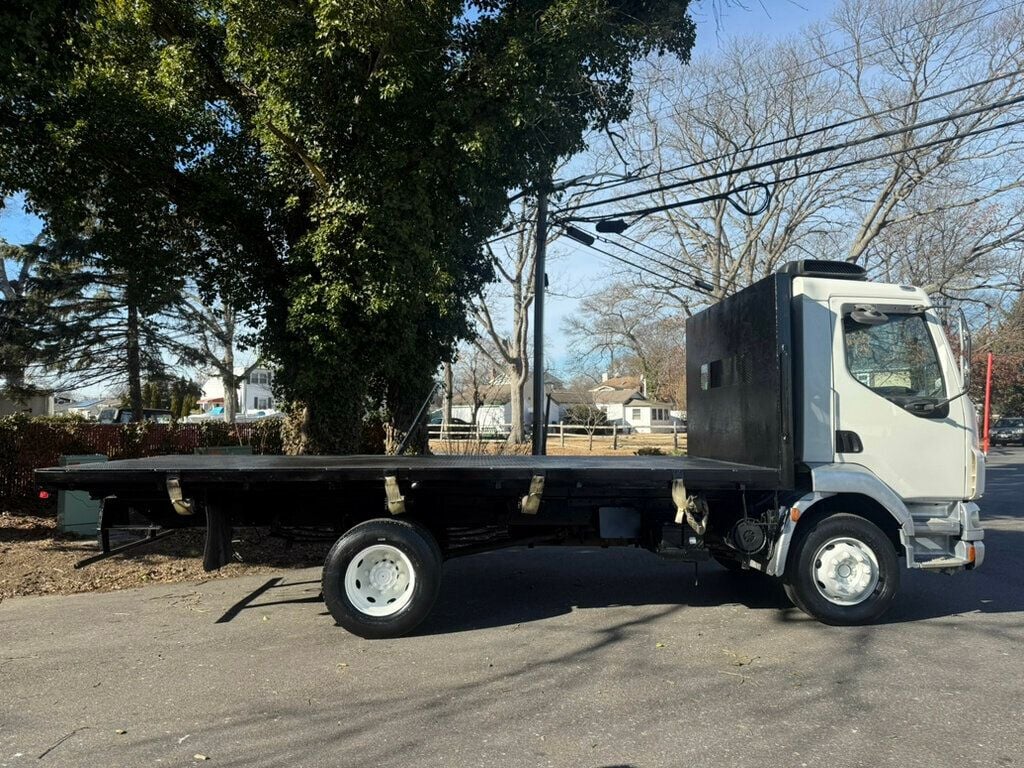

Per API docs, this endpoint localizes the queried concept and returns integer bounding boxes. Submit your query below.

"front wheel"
[783,513,900,625]
[322,518,442,639]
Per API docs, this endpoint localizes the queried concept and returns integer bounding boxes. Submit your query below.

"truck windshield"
[843,312,945,405]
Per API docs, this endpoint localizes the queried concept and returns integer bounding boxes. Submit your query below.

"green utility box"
[57,454,108,536]
[194,445,253,456]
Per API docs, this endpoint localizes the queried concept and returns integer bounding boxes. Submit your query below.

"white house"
[198,366,276,416]
[580,374,678,433]
[0,391,54,417]
[450,371,565,428]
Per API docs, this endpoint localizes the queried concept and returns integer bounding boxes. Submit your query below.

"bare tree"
[472,199,537,444]
[817,0,1024,272]
[450,342,497,429]
[169,294,262,423]
[595,0,1024,313]
[609,37,852,305]
[563,282,687,406]
[472,178,603,443]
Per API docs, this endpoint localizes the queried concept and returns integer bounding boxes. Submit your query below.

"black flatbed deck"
[37,453,783,492]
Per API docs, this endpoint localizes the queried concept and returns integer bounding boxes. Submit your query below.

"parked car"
[427,415,473,439]
[97,408,174,424]
[990,417,1024,446]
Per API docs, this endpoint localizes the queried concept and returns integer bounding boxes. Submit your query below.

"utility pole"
[531,183,549,456]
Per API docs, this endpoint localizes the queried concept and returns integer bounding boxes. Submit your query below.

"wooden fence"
[428,422,688,456]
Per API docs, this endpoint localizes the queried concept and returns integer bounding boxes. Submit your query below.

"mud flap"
[203,504,234,572]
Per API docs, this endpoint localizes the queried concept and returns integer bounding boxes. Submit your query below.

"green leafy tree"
[1,0,696,453]
[26,231,186,418]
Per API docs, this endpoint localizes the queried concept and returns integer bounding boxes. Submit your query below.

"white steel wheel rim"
[811,536,880,606]
[344,544,416,617]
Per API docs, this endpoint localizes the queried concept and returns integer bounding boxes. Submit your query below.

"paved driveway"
[2,449,1022,768]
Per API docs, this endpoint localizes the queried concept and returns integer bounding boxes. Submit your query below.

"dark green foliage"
[0,412,284,502]
[1,1,696,453]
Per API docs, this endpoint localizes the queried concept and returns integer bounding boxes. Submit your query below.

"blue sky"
[1,0,838,385]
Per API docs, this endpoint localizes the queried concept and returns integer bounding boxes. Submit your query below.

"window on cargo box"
[842,312,945,404]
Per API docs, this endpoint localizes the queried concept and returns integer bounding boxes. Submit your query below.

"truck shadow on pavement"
[219,453,1023,633]
[415,454,1024,635]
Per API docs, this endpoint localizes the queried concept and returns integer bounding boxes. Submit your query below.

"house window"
[250,371,271,386]
[631,408,641,421]
[253,397,271,410]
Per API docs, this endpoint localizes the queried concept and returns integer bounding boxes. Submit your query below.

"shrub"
[0,414,284,503]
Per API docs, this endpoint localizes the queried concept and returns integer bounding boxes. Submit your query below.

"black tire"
[783,513,900,626]
[322,518,442,639]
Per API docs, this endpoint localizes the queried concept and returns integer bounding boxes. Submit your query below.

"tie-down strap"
[520,475,545,515]
[384,475,406,515]
[166,474,194,516]
[671,478,708,535]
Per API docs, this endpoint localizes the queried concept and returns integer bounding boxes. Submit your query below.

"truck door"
[829,299,969,501]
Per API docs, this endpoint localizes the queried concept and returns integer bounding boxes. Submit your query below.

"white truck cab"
[767,262,985,601]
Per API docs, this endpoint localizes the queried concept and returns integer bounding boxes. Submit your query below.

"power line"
[482,227,530,248]
[591,233,714,292]
[612,231,740,291]
[558,236,695,293]
[590,0,1019,193]
[594,111,1024,226]
[631,0,1011,128]
[617,66,1022,191]
[772,113,1024,188]
[564,91,1024,218]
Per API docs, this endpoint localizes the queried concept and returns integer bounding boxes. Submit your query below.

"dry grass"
[429,433,687,457]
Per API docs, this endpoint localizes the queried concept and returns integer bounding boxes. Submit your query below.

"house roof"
[548,390,592,406]
[451,384,511,406]
[594,389,642,404]
[625,399,674,409]
[592,375,641,391]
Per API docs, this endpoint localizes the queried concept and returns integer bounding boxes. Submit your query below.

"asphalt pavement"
[2,449,1022,768]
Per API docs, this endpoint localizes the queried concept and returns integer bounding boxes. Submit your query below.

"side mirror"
[957,308,972,388]
[850,304,888,325]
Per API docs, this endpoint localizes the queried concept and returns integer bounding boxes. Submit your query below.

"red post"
[982,352,993,454]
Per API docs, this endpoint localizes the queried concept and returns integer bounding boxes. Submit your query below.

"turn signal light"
[967,544,976,564]
[790,507,801,522]
[38,490,50,500]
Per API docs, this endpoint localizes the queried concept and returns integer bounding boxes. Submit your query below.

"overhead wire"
[562,90,1024,218]
[617,66,1023,191]
[634,0,1013,126]
[583,0,1020,196]
[557,236,700,294]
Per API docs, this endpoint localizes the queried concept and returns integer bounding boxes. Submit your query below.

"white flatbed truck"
[37,260,986,638]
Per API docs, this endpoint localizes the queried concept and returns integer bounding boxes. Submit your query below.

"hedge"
[0,414,283,503]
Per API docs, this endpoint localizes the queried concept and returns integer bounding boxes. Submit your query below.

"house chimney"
[640,374,647,397]
[602,372,608,382]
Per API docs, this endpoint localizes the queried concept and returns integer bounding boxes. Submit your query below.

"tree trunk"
[283,401,365,455]
[443,361,453,426]
[126,302,143,420]
[508,359,528,444]
[223,344,237,424]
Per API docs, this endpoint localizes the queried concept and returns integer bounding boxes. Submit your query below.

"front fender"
[765,464,915,577]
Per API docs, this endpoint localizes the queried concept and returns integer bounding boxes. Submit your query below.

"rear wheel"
[322,518,442,639]
[783,513,899,625]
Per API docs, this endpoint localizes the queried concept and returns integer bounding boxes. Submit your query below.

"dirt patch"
[0,512,332,602]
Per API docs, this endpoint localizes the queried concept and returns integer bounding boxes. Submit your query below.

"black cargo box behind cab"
[685,273,795,490]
